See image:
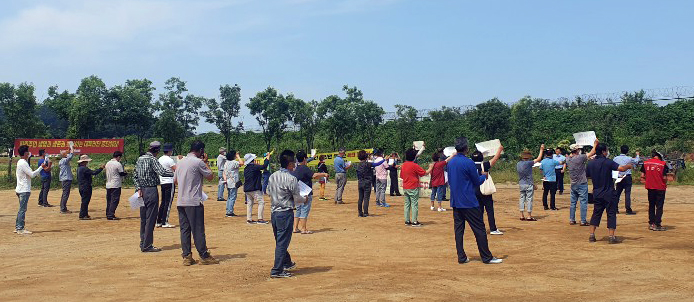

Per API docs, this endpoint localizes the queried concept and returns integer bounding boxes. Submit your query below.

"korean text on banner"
[475,139,503,157]
[573,131,596,146]
[14,139,124,155]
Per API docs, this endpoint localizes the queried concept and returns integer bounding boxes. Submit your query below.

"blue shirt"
[553,154,566,170]
[448,154,486,209]
[613,154,639,177]
[38,158,50,179]
[334,156,346,173]
[540,158,560,182]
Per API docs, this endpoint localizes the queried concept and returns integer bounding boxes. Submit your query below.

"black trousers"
[477,193,497,231]
[590,196,617,229]
[453,207,493,263]
[106,188,121,219]
[389,170,400,195]
[140,187,159,250]
[615,175,633,212]
[178,205,210,258]
[542,181,557,209]
[358,180,372,216]
[555,169,565,193]
[60,180,71,212]
[38,176,51,205]
[271,210,294,275]
[157,184,175,225]
[79,187,93,218]
[647,189,666,226]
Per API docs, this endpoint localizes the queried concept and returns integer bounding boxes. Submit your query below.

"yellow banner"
[208,149,373,173]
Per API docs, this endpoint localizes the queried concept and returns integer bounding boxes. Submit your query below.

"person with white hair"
[216,147,227,201]
[566,140,598,226]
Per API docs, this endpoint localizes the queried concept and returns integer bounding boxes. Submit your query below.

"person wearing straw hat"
[76,154,104,220]
[133,141,175,252]
[517,145,545,221]
[243,152,271,224]
[566,140,598,226]
[216,147,227,201]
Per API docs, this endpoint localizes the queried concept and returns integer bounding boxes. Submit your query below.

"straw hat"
[77,155,93,163]
[244,153,257,164]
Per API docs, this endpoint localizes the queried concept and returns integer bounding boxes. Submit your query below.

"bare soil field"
[1,182,693,301]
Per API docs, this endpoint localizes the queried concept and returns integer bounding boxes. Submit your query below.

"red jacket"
[400,161,426,190]
[641,158,668,191]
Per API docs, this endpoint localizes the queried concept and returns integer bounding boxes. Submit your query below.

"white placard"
[443,146,457,157]
[573,131,596,146]
[533,162,542,168]
[413,141,425,151]
[298,181,312,197]
[346,161,352,168]
[129,192,144,209]
[612,171,620,179]
[310,149,317,158]
[475,139,503,157]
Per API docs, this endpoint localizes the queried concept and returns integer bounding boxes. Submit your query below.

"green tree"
[289,97,320,150]
[68,75,107,138]
[109,79,157,154]
[247,87,292,150]
[394,104,418,152]
[466,98,511,143]
[154,110,186,152]
[0,82,47,176]
[157,77,203,135]
[203,84,241,150]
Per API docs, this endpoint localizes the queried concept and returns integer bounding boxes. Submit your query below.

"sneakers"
[625,211,636,215]
[256,220,269,224]
[608,236,618,244]
[405,221,411,226]
[569,221,577,225]
[183,255,197,266]
[376,203,384,207]
[217,198,225,201]
[458,258,470,264]
[580,222,590,226]
[382,203,391,208]
[107,217,121,221]
[141,246,162,253]
[484,257,503,264]
[161,223,176,228]
[271,271,293,278]
[225,213,237,217]
[200,255,220,265]
[430,206,436,211]
[438,208,447,212]
[490,230,504,235]
[410,221,423,227]
[247,220,256,224]
[284,262,297,270]
[654,225,667,231]
[16,229,32,235]
[649,224,656,231]
[589,234,597,243]
[155,223,162,227]
[79,216,92,220]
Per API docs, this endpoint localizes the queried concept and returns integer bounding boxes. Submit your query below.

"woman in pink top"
[427,152,448,212]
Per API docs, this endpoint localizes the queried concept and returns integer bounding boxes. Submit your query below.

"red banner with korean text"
[14,139,124,155]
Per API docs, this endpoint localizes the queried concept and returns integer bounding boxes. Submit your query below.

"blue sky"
[1,0,692,132]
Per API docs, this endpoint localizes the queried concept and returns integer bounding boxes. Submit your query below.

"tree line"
[1,76,693,161]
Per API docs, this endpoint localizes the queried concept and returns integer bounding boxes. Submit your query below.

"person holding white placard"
[566,140,598,226]
[471,145,504,235]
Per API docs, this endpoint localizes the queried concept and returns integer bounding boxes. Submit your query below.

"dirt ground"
[1,182,693,302]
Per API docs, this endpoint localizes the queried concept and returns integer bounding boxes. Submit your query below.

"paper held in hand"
[475,139,503,157]
[413,141,425,151]
[310,149,317,158]
[298,181,313,197]
[573,131,596,146]
[129,192,144,209]
[612,171,626,183]
[443,146,456,157]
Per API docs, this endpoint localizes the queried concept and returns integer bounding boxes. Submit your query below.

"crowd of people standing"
[11,134,672,276]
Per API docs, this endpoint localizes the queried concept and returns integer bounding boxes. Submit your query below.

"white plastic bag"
[478,162,496,196]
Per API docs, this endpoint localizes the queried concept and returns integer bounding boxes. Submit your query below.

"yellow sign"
[207,149,373,173]
[307,149,373,167]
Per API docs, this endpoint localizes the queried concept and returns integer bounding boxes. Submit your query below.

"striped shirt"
[133,152,174,190]
[268,168,306,212]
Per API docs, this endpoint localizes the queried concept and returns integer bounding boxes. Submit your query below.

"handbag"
[478,162,497,195]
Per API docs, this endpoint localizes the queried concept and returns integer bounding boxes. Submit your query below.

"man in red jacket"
[640,150,669,231]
